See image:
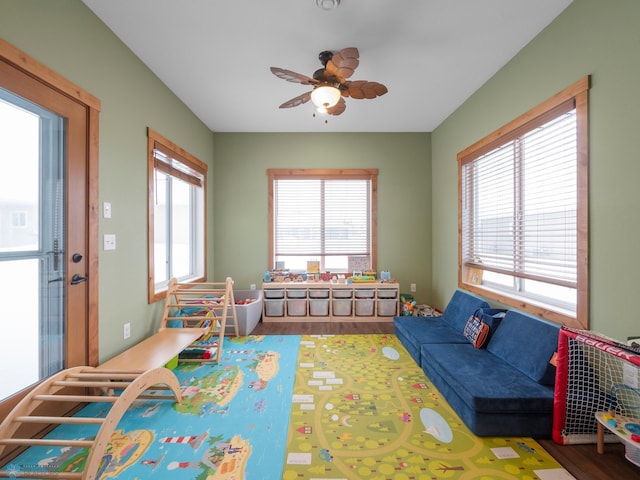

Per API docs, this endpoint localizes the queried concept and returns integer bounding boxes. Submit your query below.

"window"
[148,128,207,302]
[268,169,377,273]
[458,77,589,329]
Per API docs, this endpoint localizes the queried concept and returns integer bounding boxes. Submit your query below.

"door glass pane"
[0,260,38,399]
[0,89,65,401]
[0,98,39,250]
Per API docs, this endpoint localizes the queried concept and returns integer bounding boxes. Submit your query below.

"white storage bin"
[332,299,352,316]
[264,299,284,316]
[376,299,397,316]
[332,289,353,299]
[354,289,375,299]
[234,289,262,335]
[287,299,307,316]
[309,288,330,299]
[309,299,330,316]
[264,288,284,299]
[286,289,307,299]
[355,299,374,315]
[377,289,398,299]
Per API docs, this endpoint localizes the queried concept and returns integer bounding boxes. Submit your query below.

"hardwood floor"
[252,320,640,479]
[252,320,396,336]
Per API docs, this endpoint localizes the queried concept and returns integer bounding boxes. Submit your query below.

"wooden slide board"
[97,328,208,372]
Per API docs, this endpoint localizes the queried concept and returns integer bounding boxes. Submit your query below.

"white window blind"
[462,109,578,288]
[270,170,376,272]
[153,145,205,188]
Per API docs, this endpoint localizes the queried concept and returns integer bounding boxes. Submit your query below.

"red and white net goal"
[553,327,640,444]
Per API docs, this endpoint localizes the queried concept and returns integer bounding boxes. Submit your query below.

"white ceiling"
[82,0,572,133]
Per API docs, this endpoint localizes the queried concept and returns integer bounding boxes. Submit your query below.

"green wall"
[2,0,638,360]
[431,0,640,339]
[0,0,215,361]
[212,133,432,299]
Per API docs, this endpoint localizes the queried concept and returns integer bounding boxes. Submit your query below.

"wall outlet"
[250,283,256,290]
[410,283,417,292]
[104,234,116,251]
[123,322,131,339]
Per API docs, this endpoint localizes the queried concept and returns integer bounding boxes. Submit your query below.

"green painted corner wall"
[2,0,638,362]
[212,132,432,300]
[0,0,215,362]
[431,0,640,339]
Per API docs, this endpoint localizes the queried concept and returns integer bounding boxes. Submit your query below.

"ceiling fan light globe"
[311,85,341,109]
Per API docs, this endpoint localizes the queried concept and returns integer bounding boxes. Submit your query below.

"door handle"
[71,273,88,285]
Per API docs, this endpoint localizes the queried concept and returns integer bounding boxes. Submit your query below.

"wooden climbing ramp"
[0,366,182,479]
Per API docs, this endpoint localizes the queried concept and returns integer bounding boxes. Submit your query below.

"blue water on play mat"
[7,335,300,479]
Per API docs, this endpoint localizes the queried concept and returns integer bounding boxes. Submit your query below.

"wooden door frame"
[0,39,100,394]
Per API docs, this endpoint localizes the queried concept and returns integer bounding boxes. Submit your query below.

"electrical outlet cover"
[104,234,116,251]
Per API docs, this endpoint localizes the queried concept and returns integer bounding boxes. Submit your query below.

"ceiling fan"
[270,47,388,116]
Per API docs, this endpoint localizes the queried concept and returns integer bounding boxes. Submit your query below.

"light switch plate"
[104,234,116,251]
[103,201,112,219]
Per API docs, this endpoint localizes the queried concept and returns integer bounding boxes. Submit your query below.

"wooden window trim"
[147,128,208,303]
[457,76,589,329]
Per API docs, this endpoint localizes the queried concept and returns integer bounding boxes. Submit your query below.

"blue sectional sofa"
[394,290,560,437]
[394,290,490,365]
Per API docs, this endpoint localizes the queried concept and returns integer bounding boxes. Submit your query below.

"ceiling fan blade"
[326,97,346,116]
[343,80,388,99]
[270,67,317,85]
[325,47,359,82]
[278,91,312,109]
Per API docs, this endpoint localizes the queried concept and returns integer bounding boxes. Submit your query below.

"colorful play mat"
[282,334,573,480]
[4,334,574,479]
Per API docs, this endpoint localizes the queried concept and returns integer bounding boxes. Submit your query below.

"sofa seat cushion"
[394,316,468,365]
[420,343,555,414]
[486,310,560,385]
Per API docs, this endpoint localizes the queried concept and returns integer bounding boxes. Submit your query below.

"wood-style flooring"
[251,320,640,479]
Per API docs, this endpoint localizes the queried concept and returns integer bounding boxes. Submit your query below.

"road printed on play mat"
[283,334,573,480]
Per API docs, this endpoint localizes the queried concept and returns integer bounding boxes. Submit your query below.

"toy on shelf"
[236,298,257,305]
[179,346,217,360]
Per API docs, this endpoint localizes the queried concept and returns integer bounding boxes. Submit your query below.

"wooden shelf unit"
[262,281,399,322]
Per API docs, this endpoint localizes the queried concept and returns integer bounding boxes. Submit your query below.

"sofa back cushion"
[486,310,560,385]
[442,290,490,333]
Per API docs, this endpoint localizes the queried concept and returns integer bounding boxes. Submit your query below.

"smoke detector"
[316,0,340,11]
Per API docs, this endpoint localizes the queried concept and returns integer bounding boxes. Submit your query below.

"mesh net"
[553,327,640,444]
